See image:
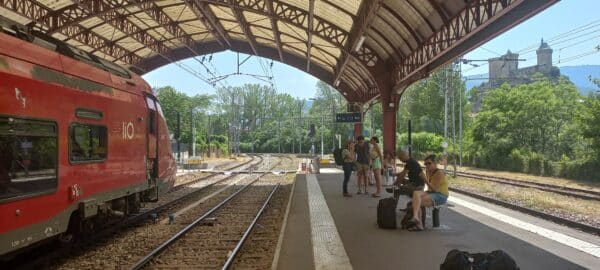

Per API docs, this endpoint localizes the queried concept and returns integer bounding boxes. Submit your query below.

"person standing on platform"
[354,136,370,194]
[341,140,356,197]
[369,137,383,197]
[394,150,426,193]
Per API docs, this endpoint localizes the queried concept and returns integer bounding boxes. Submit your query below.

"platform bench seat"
[421,203,446,228]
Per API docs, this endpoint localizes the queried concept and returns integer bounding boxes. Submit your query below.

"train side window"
[0,116,58,202]
[146,97,157,135]
[69,124,107,163]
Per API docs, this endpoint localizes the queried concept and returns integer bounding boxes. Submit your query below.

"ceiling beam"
[381,3,423,44]
[404,0,436,33]
[428,0,449,25]
[394,0,559,90]
[186,0,231,48]
[228,0,259,55]
[321,0,356,19]
[0,0,144,66]
[137,2,216,56]
[72,2,172,63]
[376,13,415,52]
[369,27,403,62]
[306,0,315,71]
[265,0,284,62]
[333,0,383,86]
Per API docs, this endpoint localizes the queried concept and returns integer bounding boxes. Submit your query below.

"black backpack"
[333,148,344,165]
[441,249,519,270]
[440,249,472,270]
[472,250,519,270]
[377,197,397,229]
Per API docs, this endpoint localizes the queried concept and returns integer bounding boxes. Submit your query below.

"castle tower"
[536,39,553,73]
[488,50,519,87]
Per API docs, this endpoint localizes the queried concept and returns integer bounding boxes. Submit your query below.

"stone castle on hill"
[470,39,560,113]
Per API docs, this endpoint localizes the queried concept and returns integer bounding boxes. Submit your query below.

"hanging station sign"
[336,112,362,123]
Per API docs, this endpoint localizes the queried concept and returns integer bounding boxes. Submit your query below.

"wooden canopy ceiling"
[0,0,557,102]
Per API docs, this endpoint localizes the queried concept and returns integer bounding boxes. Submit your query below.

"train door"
[145,95,159,201]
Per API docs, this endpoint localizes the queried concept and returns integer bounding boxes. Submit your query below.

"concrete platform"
[275,169,600,270]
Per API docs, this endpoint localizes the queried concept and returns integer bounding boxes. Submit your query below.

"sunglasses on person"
[424,162,432,165]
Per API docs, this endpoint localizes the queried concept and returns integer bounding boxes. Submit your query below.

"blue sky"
[143,0,600,99]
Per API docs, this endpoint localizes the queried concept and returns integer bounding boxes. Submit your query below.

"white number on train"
[122,122,134,139]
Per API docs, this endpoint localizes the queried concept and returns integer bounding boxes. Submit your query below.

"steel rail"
[398,164,600,201]
[4,156,266,269]
[129,173,268,270]
[456,171,600,200]
[169,155,261,192]
[221,183,281,270]
[129,155,285,270]
[450,187,600,236]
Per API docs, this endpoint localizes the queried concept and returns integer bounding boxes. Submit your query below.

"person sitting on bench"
[406,154,449,231]
[393,150,426,194]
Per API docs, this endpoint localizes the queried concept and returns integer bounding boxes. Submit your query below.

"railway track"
[449,186,600,235]
[171,155,262,190]
[130,174,282,269]
[398,164,599,235]
[454,171,600,201]
[399,164,600,201]
[51,155,289,269]
[127,156,290,269]
[3,155,275,269]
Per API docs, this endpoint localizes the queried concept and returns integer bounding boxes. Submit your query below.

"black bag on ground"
[440,249,519,270]
[400,202,414,229]
[377,197,397,229]
[440,249,472,270]
[333,148,344,165]
[472,250,519,270]
[400,202,426,229]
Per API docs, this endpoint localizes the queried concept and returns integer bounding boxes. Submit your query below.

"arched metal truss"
[0,0,557,102]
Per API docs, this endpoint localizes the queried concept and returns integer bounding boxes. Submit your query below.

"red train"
[0,17,176,258]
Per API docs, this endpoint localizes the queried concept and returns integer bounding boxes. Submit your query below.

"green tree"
[579,94,600,161]
[397,65,470,136]
[155,86,212,154]
[469,77,583,170]
[309,81,348,151]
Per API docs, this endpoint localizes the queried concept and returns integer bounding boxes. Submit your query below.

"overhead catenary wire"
[464,19,600,74]
[122,6,229,89]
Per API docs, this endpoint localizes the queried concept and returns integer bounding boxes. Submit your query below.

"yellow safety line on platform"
[307,174,353,270]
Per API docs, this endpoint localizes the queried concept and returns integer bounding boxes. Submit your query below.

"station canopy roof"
[0,0,556,102]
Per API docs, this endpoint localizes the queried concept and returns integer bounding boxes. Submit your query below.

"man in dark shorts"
[393,150,425,193]
[354,136,370,194]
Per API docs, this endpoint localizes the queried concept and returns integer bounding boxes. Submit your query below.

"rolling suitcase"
[377,197,397,229]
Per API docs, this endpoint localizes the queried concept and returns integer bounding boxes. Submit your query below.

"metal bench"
[422,203,446,228]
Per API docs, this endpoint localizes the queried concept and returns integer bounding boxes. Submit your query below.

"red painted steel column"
[377,68,399,155]
[354,121,362,138]
[381,94,399,155]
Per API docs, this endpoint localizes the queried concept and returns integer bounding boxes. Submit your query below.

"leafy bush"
[397,132,445,159]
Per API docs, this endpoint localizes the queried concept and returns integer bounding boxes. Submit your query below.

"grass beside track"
[450,177,600,228]
[405,160,600,192]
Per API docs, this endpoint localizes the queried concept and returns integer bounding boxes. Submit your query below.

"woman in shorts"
[406,154,449,231]
[369,137,384,197]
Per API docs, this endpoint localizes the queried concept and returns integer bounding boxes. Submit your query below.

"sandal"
[406,218,420,227]
[407,225,424,232]
[371,193,381,198]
